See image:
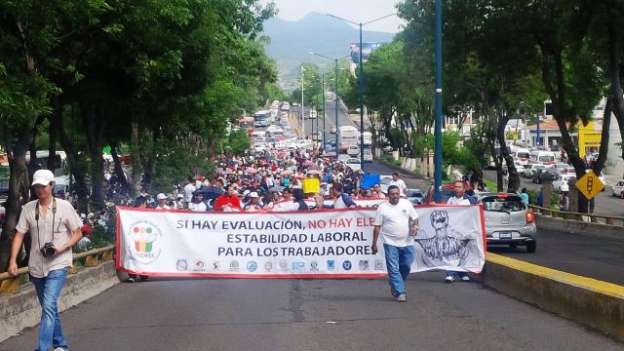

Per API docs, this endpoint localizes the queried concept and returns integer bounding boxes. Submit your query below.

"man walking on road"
[371,185,419,302]
[444,182,471,283]
[8,169,83,351]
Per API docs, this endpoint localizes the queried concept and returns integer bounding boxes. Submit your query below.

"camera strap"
[35,197,56,252]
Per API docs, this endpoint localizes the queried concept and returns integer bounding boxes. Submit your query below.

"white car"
[612,180,624,198]
[345,158,362,172]
[553,173,575,192]
[346,145,360,156]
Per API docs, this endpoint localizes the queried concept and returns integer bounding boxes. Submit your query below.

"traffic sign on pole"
[575,170,604,200]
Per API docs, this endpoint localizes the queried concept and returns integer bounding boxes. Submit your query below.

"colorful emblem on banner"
[129,221,162,264]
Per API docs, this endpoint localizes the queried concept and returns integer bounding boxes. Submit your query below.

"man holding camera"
[8,169,83,351]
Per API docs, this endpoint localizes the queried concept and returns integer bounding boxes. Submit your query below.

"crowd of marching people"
[133,146,403,213]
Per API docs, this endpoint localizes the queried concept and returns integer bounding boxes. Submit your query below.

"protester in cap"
[243,192,262,212]
[371,185,419,302]
[189,192,208,212]
[155,193,170,210]
[213,184,241,212]
[8,169,83,351]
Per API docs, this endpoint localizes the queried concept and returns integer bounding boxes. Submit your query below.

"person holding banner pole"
[371,185,419,302]
[444,182,471,283]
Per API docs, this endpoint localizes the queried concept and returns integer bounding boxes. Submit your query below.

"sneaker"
[54,348,67,351]
[444,275,455,283]
[461,275,471,282]
[395,294,407,302]
[127,276,136,283]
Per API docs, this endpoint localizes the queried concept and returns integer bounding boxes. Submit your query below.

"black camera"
[40,242,56,258]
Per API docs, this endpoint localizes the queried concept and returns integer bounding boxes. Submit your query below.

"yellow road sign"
[575,170,604,200]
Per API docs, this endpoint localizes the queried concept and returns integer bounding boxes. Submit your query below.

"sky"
[261,0,406,33]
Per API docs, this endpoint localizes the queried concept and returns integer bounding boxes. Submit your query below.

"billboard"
[350,42,383,64]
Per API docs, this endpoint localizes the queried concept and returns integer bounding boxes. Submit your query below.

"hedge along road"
[1,272,623,351]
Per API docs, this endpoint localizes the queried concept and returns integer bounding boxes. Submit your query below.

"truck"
[338,126,359,152]
[254,110,270,128]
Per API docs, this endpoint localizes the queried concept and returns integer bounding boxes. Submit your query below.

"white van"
[530,150,557,167]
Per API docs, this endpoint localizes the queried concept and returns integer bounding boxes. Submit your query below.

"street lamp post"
[433,0,443,202]
[321,72,325,150]
[327,13,396,170]
[301,65,305,137]
[309,52,349,154]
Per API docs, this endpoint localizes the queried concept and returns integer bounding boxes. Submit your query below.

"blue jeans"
[383,244,414,296]
[30,268,69,351]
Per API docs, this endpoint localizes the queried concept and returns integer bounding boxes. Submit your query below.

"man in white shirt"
[371,185,419,302]
[444,182,471,282]
[389,172,408,195]
[183,177,196,209]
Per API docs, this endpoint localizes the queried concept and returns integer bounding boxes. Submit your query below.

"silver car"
[480,193,537,252]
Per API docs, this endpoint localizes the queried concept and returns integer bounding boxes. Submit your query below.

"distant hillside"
[262,12,395,91]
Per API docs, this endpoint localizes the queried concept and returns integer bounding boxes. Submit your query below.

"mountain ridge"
[262,12,395,91]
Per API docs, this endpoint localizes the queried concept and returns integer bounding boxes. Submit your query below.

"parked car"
[532,167,557,184]
[521,163,539,178]
[379,174,393,194]
[405,188,425,205]
[479,193,537,252]
[553,173,575,192]
[611,179,624,198]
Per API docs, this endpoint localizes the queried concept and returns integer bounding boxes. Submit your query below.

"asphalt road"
[483,169,624,217]
[2,273,623,351]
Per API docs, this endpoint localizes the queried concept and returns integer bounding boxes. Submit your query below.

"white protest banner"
[115,205,486,278]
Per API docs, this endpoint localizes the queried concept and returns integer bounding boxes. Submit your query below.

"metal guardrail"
[530,205,624,227]
[0,244,115,294]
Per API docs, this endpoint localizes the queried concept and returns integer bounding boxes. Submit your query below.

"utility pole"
[321,72,326,151]
[301,65,305,137]
[335,59,340,153]
[433,0,443,202]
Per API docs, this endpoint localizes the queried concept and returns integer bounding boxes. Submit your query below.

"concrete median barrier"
[481,253,624,342]
[536,215,624,240]
[0,261,120,343]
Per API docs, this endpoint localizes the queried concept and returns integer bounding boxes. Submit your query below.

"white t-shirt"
[189,202,207,212]
[374,199,418,247]
[447,196,470,205]
[155,205,171,210]
[184,183,196,203]
[272,201,299,212]
[389,179,407,194]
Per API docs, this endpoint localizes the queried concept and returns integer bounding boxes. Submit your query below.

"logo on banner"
[229,260,240,272]
[193,260,206,272]
[247,261,258,272]
[374,260,385,271]
[292,260,305,273]
[264,261,273,272]
[279,259,288,271]
[327,259,336,271]
[359,260,369,271]
[129,221,162,264]
[176,259,188,271]
[343,260,352,271]
[310,261,319,272]
[212,261,221,271]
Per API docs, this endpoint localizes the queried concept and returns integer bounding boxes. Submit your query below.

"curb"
[0,261,120,343]
[481,253,624,342]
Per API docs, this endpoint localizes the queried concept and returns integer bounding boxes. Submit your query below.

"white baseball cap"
[249,192,259,198]
[32,169,55,186]
[157,193,167,200]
